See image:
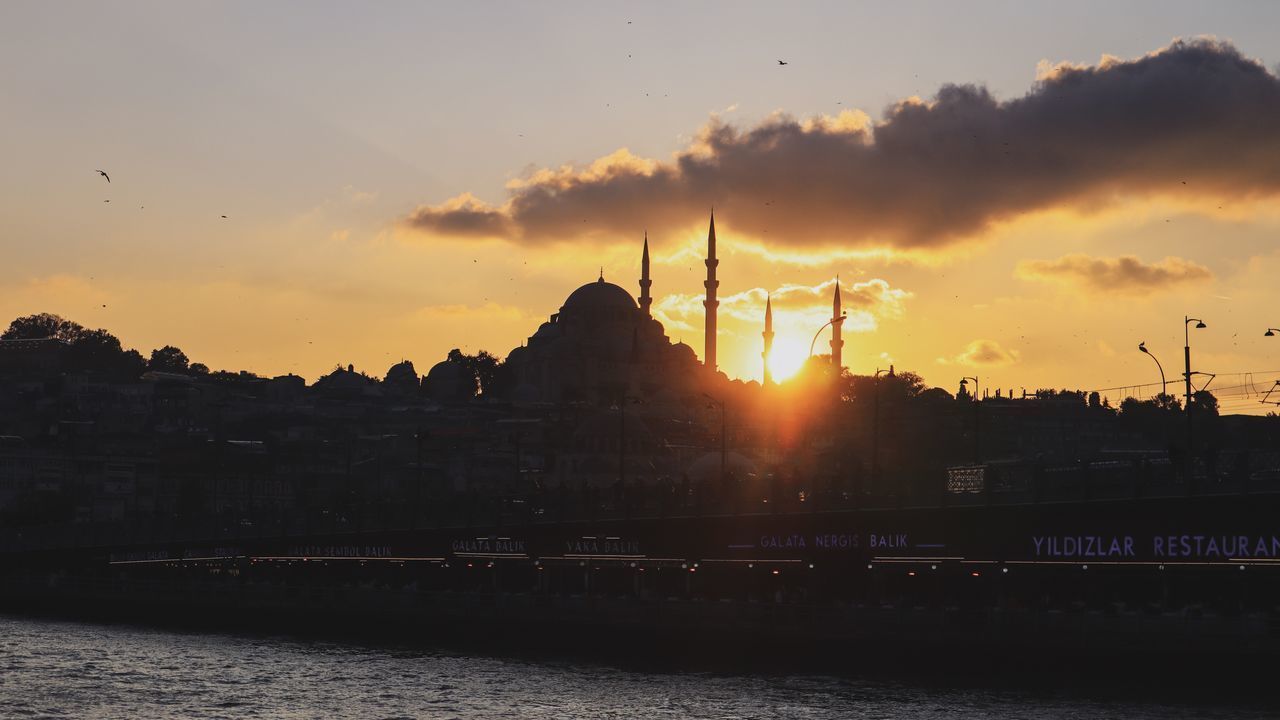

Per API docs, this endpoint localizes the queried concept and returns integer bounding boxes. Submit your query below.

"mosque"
[420,212,848,489]
[498,212,847,406]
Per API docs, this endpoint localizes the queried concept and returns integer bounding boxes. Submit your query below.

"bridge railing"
[2,459,1279,554]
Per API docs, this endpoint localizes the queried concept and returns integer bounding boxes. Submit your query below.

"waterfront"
[0,615,1271,719]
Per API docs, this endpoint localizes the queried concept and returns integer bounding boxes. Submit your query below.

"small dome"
[670,342,697,365]
[562,277,637,313]
[425,359,474,403]
[384,360,417,383]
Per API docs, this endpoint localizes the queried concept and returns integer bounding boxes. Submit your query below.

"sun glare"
[766,338,808,382]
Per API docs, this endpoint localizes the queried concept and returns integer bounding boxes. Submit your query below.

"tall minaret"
[762,294,774,386]
[639,231,652,317]
[830,276,845,369]
[703,212,719,371]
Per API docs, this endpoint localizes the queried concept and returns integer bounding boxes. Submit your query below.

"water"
[0,615,1271,719]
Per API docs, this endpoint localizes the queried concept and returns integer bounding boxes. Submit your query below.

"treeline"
[2,313,230,380]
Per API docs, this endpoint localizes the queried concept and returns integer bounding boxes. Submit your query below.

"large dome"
[562,277,637,313]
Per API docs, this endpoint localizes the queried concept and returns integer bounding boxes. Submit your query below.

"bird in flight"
[221,215,228,219]
[777,60,788,66]
[96,169,110,183]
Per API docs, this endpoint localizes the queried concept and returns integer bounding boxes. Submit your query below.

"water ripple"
[0,615,1271,720]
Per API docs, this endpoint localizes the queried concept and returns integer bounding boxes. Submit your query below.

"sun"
[766,338,809,382]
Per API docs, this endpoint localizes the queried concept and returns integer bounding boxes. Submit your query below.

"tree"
[189,363,210,375]
[148,345,190,373]
[2,313,85,342]
[1120,393,1181,416]
[1190,390,1219,417]
[446,348,504,397]
[66,328,123,371]
[116,349,147,378]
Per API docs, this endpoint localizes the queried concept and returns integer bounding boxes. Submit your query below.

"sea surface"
[0,614,1272,719]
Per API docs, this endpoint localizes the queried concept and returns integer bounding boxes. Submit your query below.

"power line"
[1090,370,1280,396]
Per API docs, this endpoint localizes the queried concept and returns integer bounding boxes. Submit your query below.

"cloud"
[954,339,1019,367]
[1016,254,1212,295]
[400,39,1280,253]
[414,301,529,323]
[653,277,910,334]
[403,192,513,238]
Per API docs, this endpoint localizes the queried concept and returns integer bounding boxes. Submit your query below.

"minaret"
[703,212,719,370]
[639,232,652,317]
[830,276,844,369]
[762,294,774,386]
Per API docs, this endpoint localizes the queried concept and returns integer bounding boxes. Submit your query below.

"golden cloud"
[401,39,1280,253]
[1016,254,1212,295]
[954,339,1019,367]
[653,277,909,335]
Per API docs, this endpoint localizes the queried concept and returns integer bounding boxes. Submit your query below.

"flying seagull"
[220,215,228,219]
[96,169,110,183]
[777,60,788,66]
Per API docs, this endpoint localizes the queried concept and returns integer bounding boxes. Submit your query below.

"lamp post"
[1184,317,1205,410]
[1138,342,1166,398]
[1184,316,1206,488]
[960,377,980,464]
[808,312,848,358]
[872,368,887,497]
[1266,328,1279,337]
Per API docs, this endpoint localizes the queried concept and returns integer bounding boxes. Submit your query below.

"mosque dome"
[424,358,474,403]
[562,277,637,314]
[383,360,420,395]
[670,341,698,365]
[384,360,418,384]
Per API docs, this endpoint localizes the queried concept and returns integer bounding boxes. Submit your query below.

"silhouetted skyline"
[4,3,1280,412]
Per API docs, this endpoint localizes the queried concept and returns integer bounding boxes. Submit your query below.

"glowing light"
[765,337,808,381]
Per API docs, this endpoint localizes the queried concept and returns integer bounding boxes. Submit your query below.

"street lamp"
[1183,316,1207,488]
[1138,342,1166,397]
[1183,317,1206,410]
[808,312,848,358]
[871,368,887,499]
[1265,328,1279,337]
[959,376,979,400]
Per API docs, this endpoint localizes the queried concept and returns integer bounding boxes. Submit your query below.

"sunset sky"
[5,1,1280,413]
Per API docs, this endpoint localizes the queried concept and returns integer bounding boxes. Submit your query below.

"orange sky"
[4,4,1280,414]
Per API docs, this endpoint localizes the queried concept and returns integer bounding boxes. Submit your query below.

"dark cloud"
[402,193,512,237]
[401,39,1280,251]
[1017,254,1213,295]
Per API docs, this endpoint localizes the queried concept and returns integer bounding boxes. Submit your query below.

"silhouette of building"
[703,212,719,372]
[762,295,774,386]
[830,277,844,369]
[639,232,652,318]
[502,237,703,406]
